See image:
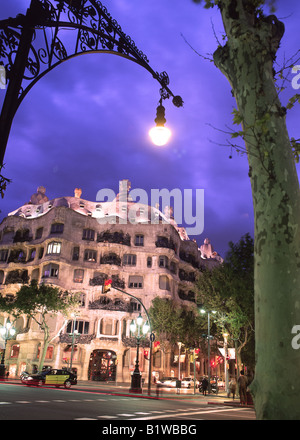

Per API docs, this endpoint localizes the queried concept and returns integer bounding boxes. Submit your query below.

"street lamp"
[129,313,150,393]
[0,0,183,166]
[149,99,172,146]
[0,319,16,377]
[200,308,216,393]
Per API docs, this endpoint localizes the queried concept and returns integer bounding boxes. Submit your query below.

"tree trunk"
[214,0,300,419]
[38,326,50,371]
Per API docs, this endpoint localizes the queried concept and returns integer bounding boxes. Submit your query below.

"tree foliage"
[196,234,255,369]
[149,297,206,349]
[7,281,80,369]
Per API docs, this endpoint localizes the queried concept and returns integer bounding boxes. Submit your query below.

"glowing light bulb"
[149,101,171,146]
[149,125,171,146]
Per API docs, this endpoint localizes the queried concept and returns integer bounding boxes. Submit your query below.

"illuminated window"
[47,241,61,255]
[42,263,59,278]
[37,345,54,360]
[10,344,20,358]
[84,249,97,262]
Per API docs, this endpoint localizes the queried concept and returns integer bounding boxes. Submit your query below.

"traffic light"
[102,278,112,293]
[153,341,160,353]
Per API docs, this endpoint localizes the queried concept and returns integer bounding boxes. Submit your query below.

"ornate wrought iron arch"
[0,0,183,165]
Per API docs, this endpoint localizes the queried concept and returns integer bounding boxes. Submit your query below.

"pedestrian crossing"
[0,396,215,420]
[0,396,255,420]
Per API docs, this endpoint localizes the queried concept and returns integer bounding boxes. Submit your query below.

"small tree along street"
[4,281,79,370]
[193,0,300,419]
[196,233,255,375]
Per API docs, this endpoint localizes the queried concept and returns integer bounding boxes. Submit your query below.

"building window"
[147,257,152,268]
[72,246,80,261]
[158,255,169,268]
[128,275,143,289]
[134,235,144,246]
[7,249,26,263]
[47,241,61,255]
[159,275,170,290]
[100,318,118,336]
[50,223,64,234]
[123,254,136,266]
[10,344,20,358]
[82,229,95,241]
[42,263,59,278]
[73,269,84,283]
[37,345,53,360]
[38,247,44,259]
[67,320,89,335]
[84,249,97,262]
[28,248,36,261]
[79,293,86,307]
[35,227,43,239]
[153,351,162,368]
[0,249,8,262]
[130,300,141,312]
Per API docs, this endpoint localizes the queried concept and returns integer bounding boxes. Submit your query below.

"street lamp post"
[200,308,216,393]
[112,286,153,396]
[0,318,16,377]
[177,342,182,381]
[129,313,150,393]
[69,315,80,372]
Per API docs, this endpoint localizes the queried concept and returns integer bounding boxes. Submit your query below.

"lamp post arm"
[113,286,152,332]
[0,0,183,166]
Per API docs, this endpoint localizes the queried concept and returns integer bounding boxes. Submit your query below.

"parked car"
[20,371,29,383]
[181,377,200,388]
[22,368,77,389]
[156,377,177,388]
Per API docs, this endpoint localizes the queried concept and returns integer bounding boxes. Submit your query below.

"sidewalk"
[77,380,254,408]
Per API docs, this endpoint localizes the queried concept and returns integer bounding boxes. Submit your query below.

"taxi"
[23,368,77,388]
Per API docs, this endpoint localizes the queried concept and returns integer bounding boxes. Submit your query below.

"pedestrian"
[156,383,160,399]
[201,376,209,396]
[238,370,248,405]
[229,377,237,400]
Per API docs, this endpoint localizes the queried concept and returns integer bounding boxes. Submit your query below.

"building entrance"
[88,349,117,381]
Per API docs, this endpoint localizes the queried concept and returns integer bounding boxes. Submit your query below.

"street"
[0,382,256,421]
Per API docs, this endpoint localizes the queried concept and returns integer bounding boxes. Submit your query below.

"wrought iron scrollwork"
[0,0,182,109]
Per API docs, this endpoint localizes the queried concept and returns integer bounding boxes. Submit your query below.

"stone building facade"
[0,180,223,383]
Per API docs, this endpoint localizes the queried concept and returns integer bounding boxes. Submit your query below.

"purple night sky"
[0,0,299,258]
